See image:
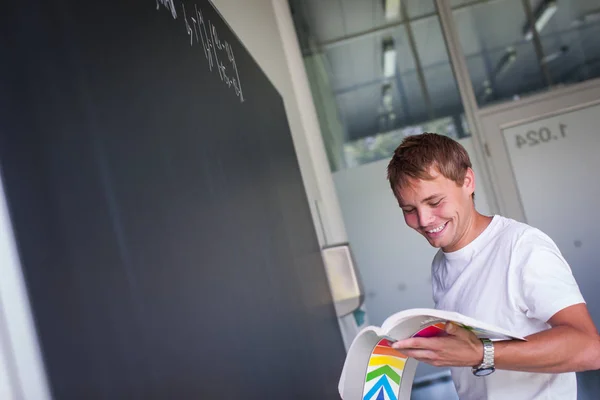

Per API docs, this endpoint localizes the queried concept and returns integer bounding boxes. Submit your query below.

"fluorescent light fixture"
[382,37,396,78]
[541,45,568,64]
[494,47,517,78]
[384,0,401,20]
[524,0,557,40]
[381,83,393,110]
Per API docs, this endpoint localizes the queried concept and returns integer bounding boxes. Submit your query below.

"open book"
[338,308,525,400]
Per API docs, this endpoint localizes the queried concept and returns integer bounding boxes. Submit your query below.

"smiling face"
[395,166,476,252]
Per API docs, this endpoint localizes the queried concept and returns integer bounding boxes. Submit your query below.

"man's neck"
[443,211,493,253]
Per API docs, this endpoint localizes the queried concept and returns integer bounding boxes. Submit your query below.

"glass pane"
[451,0,552,107]
[289,0,471,171]
[404,1,437,19]
[531,0,600,85]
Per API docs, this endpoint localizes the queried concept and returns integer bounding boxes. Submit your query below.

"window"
[289,0,470,170]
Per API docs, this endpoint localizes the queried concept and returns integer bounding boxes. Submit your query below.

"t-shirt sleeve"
[514,229,585,323]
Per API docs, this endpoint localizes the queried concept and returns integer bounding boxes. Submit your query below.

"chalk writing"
[156,0,245,102]
[156,0,177,19]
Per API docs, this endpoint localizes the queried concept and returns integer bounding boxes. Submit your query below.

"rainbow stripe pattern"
[362,339,407,400]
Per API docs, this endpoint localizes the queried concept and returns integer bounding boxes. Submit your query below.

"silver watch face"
[473,366,495,377]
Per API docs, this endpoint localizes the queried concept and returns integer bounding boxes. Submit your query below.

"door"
[478,79,600,327]
[478,80,600,399]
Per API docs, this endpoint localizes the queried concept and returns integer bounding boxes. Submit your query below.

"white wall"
[334,159,437,323]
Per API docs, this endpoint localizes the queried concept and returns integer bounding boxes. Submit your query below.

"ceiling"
[289,0,600,142]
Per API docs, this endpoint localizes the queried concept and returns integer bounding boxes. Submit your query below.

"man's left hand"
[391,323,484,367]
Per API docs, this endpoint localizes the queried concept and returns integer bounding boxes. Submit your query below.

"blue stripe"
[363,375,397,400]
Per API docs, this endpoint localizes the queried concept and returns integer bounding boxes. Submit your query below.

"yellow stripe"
[368,355,406,370]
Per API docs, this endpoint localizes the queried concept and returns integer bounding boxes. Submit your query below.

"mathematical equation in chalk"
[156,0,245,103]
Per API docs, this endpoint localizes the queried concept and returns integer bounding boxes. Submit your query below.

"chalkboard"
[0,1,345,398]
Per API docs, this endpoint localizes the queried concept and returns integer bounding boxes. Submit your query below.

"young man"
[386,133,600,399]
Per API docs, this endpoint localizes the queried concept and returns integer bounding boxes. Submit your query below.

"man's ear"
[463,168,475,196]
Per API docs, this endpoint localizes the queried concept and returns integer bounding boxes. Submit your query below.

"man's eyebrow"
[400,195,444,207]
[397,199,411,208]
[398,194,444,208]
[422,194,443,203]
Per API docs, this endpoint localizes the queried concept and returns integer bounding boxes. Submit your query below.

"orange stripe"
[372,345,407,358]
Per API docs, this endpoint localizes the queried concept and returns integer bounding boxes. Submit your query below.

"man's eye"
[402,208,415,213]
[431,200,443,207]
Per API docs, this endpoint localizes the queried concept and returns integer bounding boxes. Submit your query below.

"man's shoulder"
[493,215,558,256]
[493,215,529,234]
[491,215,545,245]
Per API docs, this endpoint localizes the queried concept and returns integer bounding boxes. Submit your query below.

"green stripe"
[365,365,401,385]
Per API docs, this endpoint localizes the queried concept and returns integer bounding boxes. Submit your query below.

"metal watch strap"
[478,338,494,368]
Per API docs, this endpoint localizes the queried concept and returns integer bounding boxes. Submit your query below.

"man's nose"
[417,209,435,228]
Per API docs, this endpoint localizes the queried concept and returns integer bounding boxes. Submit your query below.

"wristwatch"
[472,338,495,377]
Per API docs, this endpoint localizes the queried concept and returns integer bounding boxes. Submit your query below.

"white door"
[478,78,600,328]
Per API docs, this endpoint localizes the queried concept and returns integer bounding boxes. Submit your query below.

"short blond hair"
[387,133,472,197]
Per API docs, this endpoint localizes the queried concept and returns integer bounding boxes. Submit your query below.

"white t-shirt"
[432,215,585,400]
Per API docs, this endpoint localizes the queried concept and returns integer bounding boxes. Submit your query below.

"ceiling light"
[524,0,557,41]
[494,47,517,78]
[382,37,396,78]
[384,0,401,21]
[381,83,393,110]
[541,45,568,64]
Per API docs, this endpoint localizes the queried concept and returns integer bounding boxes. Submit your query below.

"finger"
[445,322,477,340]
[393,337,446,352]
[401,349,438,362]
[445,322,457,334]
[391,338,427,350]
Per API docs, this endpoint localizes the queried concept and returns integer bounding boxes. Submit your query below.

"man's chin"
[430,241,444,249]
[424,237,444,248]
[426,233,453,249]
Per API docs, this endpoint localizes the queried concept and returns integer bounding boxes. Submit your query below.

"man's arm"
[392,303,600,372]
[495,303,600,373]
